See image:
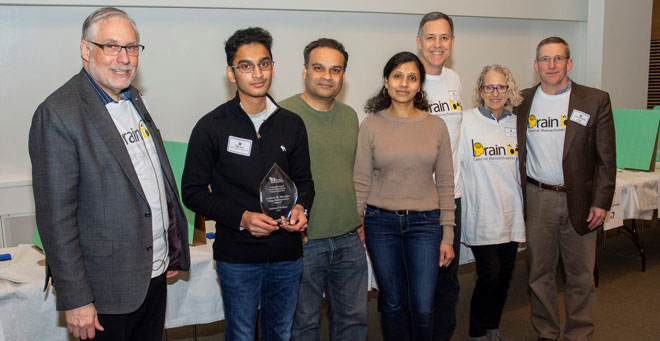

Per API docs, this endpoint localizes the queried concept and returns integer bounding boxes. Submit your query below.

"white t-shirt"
[424,67,463,198]
[459,108,525,245]
[242,96,278,133]
[526,87,570,185]
[107,98,169,278]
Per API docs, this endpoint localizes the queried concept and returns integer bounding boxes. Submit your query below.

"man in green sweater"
[280,38,367,340]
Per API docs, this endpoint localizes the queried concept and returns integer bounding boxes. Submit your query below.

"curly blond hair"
[472,64,523,111]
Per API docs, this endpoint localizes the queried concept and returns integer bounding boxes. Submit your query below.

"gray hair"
[82,7,139,42]
[418,12,454,38]
[472,64,523,109]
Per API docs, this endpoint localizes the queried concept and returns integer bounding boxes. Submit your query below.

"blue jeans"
[364,206,443,341]
[291,230,368,340]
[216,259,303,341]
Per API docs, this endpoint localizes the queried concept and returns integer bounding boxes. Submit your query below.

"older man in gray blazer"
[28,7,189,340]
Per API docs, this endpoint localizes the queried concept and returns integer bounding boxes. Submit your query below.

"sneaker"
[486,329,504,341]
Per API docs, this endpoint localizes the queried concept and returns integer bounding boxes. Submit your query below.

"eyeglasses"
[88,41,144,56]
[231,60,274,73]
[537,55,568,64]
[481,85,508,93]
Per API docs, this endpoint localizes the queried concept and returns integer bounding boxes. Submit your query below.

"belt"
[527,177,566,192]
[366,205,423,215]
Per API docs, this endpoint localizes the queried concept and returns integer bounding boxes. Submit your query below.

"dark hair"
[418,11,454,37]
[364,52,429,113]
[303,38,349,69]
[225,27,273,66]
[536,36,570,60]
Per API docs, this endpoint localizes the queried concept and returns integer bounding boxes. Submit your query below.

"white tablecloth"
[616,167,660,220]
[0,243,226,339]
[0,245,65,341]
[165,243,223,328]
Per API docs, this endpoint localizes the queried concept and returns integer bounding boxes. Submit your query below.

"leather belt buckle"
[367,205,420,216]
[394,209,411,216]
[528,177,566,192]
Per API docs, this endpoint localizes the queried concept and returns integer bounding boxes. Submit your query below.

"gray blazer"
[29,70,190,314]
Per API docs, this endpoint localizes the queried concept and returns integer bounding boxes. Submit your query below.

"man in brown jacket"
[516,37,616,341]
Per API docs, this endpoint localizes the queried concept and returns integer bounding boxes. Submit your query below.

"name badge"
[227,136,252,156]
[569,109,590,126]
[504,127,516,137]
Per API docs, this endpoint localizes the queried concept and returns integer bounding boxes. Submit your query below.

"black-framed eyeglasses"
[482,85,508,93]
[87,41,144,56]
[231,60,274,74]
[537,55,568,64]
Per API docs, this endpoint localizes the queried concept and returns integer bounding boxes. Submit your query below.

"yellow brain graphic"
[473,142,484,156]
[507,144,518,155]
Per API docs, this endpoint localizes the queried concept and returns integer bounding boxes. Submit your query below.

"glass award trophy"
[259,163,298,223]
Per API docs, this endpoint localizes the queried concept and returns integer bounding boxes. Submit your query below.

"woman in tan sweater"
[354,51,456,340]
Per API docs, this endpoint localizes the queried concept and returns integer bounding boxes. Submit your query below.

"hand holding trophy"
[259,163,307,232]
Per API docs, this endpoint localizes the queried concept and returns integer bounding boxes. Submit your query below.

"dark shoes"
[468,329,505,341]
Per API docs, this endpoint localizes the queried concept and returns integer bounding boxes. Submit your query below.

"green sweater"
[280,94,362,239]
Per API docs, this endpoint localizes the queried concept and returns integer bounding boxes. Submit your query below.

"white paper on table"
[604,188,624,231]
[0,244,45,283]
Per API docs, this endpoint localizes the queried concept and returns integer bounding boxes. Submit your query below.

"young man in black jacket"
[182,27,314,340]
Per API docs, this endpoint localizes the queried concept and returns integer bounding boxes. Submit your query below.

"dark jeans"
[291,230,368,340]
[469,242,519,337]
[95,273,167,341]
[364,206,443,341]
[433,198,461,341]
[216,259,303,341]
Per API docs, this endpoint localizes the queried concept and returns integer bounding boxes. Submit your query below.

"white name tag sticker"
[569,109,590,126]
[227,136,252,156]
[504,127,517,137]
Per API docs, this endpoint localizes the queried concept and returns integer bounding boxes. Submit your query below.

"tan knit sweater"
[354,110,456,243]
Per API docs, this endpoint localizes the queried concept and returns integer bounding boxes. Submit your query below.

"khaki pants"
[526,184,597,341]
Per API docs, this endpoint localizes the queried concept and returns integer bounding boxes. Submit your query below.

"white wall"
[0,0,588,21]
[0,0,651,190]
[599,0,653,108]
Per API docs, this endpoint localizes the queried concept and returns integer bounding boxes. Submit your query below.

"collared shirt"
[83,68,132,104]
[554,79,572,95]
[477,105,512,122]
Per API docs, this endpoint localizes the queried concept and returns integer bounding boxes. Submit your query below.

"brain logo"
[448,97,462,111]
[473,142,484,156]
[507,144,518,155]
[528,115,537,128]
[139,121,151,138]
[561,114,567,127]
